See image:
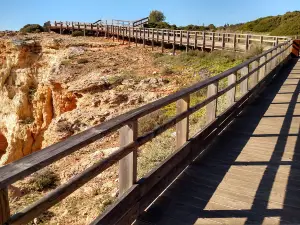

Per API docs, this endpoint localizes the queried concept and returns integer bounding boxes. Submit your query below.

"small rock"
[152,71,158,75]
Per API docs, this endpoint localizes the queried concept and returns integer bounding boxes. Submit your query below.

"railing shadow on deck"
[136,58,300,224]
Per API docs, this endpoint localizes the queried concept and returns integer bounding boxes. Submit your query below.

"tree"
[149,10,166,23]
[207,24,216,30]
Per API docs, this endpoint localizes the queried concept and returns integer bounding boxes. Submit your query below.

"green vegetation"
[28,169,59,191]
[223,11,300,35]
[20,24,44,33]
[149,10,166,23]
[72,30,84,37]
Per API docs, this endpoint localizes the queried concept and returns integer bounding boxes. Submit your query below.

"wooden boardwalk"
[135,58,300,225]
[49,21,289,52]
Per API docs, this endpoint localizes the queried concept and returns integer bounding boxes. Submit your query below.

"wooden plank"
[135,28,138,46]
[0,188,9,225]
[206,82,218,123]
[240,66,249,95]
[194,32,197,49]
[227,73,237,106]
[222,33,225,49]
[119,121,138,195]
[176,96,190,148]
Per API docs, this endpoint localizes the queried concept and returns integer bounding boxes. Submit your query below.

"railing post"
[206,82,218,123]
[203,32,206,51]
[222,33,225,49]
[135,28,138,46]
[176,96,190,148]
[211,33,215,51]
[167,29,170,44]
[245,34,249,51]
[227,73,237,106]
[259,55,266,81]
[143,27,145,48]
[180,30,183,46]
[161,29,164,53]
[173,30,176,55]
[0,187,10,224]
[60,22,62,34]
[122,27,125,44]
[260,36,263,45]
[250,60,259,89]
[266,52,272,74]
[128,27,131,46]
[186,31,190,52]
[84,23,86,36]
[233,34,237,51]
[240,65,249,95]
[117,26,120,41]
[119,121,138,195]
[152,29,155,51]
[194,32,198,49]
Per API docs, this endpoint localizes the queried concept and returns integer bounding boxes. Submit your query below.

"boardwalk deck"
[135,58,300,225]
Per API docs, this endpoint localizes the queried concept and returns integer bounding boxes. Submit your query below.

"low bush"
[20,24,44,33]
[28,169,59,191]
[72,30,84,37]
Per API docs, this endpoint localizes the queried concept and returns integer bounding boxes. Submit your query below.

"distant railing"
[0,38,293,224]
[49,21,290,52]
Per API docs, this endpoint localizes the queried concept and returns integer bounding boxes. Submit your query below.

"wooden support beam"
[156,29,159,43]
[122,27,125,44]
[112,26,115,42]
[227,73,237,106]
[84,24,86,36]
[119,121,138,195]
[0,188,10,225]
[260,36,263,45]
[240,66,249,95]
[117,26,120,41]
[60,22,62,34]
[259,56,266,81]
[206,82,218,123]
[167,30,170,44]
[176,96,190,148]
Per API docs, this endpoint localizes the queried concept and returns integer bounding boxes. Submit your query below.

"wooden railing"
[50,21,290,52]
[0,40,293,225]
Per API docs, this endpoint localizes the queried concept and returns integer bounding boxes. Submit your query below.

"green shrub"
[20,24,44,33]
[72,30,84,37]
[29,169,59,191]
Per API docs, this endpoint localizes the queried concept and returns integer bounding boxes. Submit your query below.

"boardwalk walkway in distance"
[135,58,300,225]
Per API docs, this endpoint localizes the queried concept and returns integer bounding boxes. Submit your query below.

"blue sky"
[0,0,299,30]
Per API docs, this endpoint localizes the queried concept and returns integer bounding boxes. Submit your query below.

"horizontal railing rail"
[0,39,293,225]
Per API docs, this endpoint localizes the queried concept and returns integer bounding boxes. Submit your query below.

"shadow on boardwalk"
[136,58,300,225]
